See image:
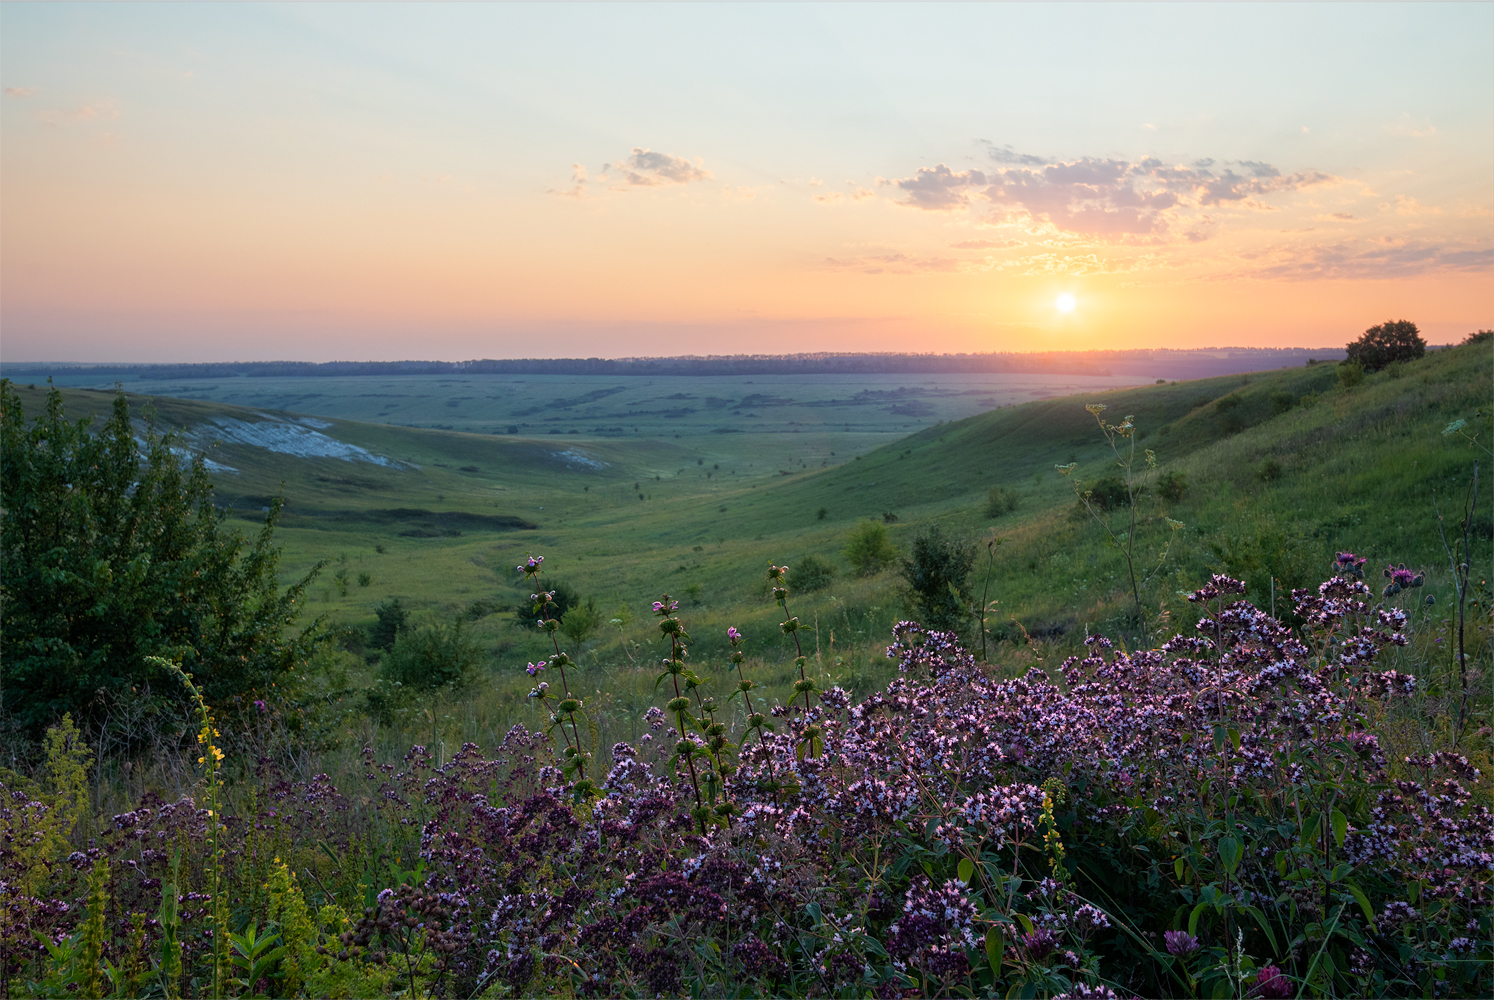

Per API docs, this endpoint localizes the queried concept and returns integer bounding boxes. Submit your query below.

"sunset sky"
[2,2,1490,362]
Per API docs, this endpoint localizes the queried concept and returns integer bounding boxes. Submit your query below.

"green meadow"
[9,340,1489,770]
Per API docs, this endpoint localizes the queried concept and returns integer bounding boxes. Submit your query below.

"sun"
[1055,293,1077,314]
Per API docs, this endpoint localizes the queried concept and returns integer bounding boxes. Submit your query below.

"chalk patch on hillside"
[553,448,609,470]
[296,417,334,429]
[198,418,400,467]
[170,446,240,474]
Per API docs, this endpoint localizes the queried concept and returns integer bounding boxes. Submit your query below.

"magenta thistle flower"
[1164,930,1199,956]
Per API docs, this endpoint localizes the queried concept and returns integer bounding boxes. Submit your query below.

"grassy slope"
[8,343,1489,724]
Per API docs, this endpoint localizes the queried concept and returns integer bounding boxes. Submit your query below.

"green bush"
[381,617,479,691]
[899,524,976,632]
[1157,470,1187,503]
[1338,360,1365,388]
[1268,390,1295,414]
[983,485,1018,518]
[561,599,600,644]
[791,554,836,592]
[843,520,898,577]
[369,598,409,650]
[1078,475,1136,512]
[0,382,321,739]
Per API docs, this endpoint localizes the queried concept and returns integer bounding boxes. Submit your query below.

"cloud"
[949,239,1022,249]
[1228,238,1493,281]
[603,147,711,187]
[822,253,962,274]
[550,163,589,200]
[36,99,119,125]
[4,86,37,98]
[1380,194,1439,216]
[883,148,1339,240]
[891,164,989,210]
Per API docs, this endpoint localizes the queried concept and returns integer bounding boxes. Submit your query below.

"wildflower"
[652,599,679,615]
[1252,965,1292,998]
[727,626,742,644]
[1164,930,1199,956]
[253,699,266,713]
[526,661,547,676]
[517,554,544,575]
[1022,927,1059,960]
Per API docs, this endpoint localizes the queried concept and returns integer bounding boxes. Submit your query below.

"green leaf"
[1188,902,1208,938]
[1331,809,1348,849]
[1175,857,1186,882]
[921,860,935,879]
[1299,813,1320,849]
[1243,905,1280,954]
[958,858,975,885]
[985,927,1004,979]
[1014,912,1034,935]
[1343,880,1376,930]
[1227,727,1241,751]
[1218,836,1242,875]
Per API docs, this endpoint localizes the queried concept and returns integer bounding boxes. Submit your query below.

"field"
[3,341,1490,998]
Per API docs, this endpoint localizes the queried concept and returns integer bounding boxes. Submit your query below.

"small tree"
[899,525,976,633]
[1345,319,1426,373]
[369,599,410,650]
[843,520,897,577]
[0,382,323,740]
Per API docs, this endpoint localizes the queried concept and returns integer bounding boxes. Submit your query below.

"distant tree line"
[1,346,1373,384]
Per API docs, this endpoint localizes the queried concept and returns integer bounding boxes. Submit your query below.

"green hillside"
[7,340,1488,712]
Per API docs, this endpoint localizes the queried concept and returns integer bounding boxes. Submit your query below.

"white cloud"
[602,147,711,187]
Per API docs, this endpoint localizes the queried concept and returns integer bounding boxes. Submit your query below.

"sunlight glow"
[1056,293,1077,314]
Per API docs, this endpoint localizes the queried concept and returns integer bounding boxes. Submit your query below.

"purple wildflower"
[727,626,742,644]
[1252,965,1292,998]
[526,660,547,676]
[1164,930,1199,956]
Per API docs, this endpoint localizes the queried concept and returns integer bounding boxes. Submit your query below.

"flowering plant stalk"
[150,655,228,998]
[768,564,823,758]
[518,553,592,795]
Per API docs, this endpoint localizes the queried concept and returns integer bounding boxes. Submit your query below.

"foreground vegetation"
[2,557,1489,998]
[1,331,1489,997]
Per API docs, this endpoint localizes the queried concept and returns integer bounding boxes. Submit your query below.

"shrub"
[1338,360,1365,388]
[1079,475,1135,512]
[369,598,409,650]
[1345,318,1426,372]
[381,617,479,690]
[791,554,836,592]
[1464,329,1493,345]
[1157,470,1187,503]
[0,382,322,739]
[899,524,976,632]
[1215,394,1243,412]
[1257,457,1283,482]
[984,485,1018,518]
[561,600,600,643]
[843,520,898,577]
[1268,390,1295,415]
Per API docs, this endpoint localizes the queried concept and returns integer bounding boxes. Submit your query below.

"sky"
[2,2,1491,362]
